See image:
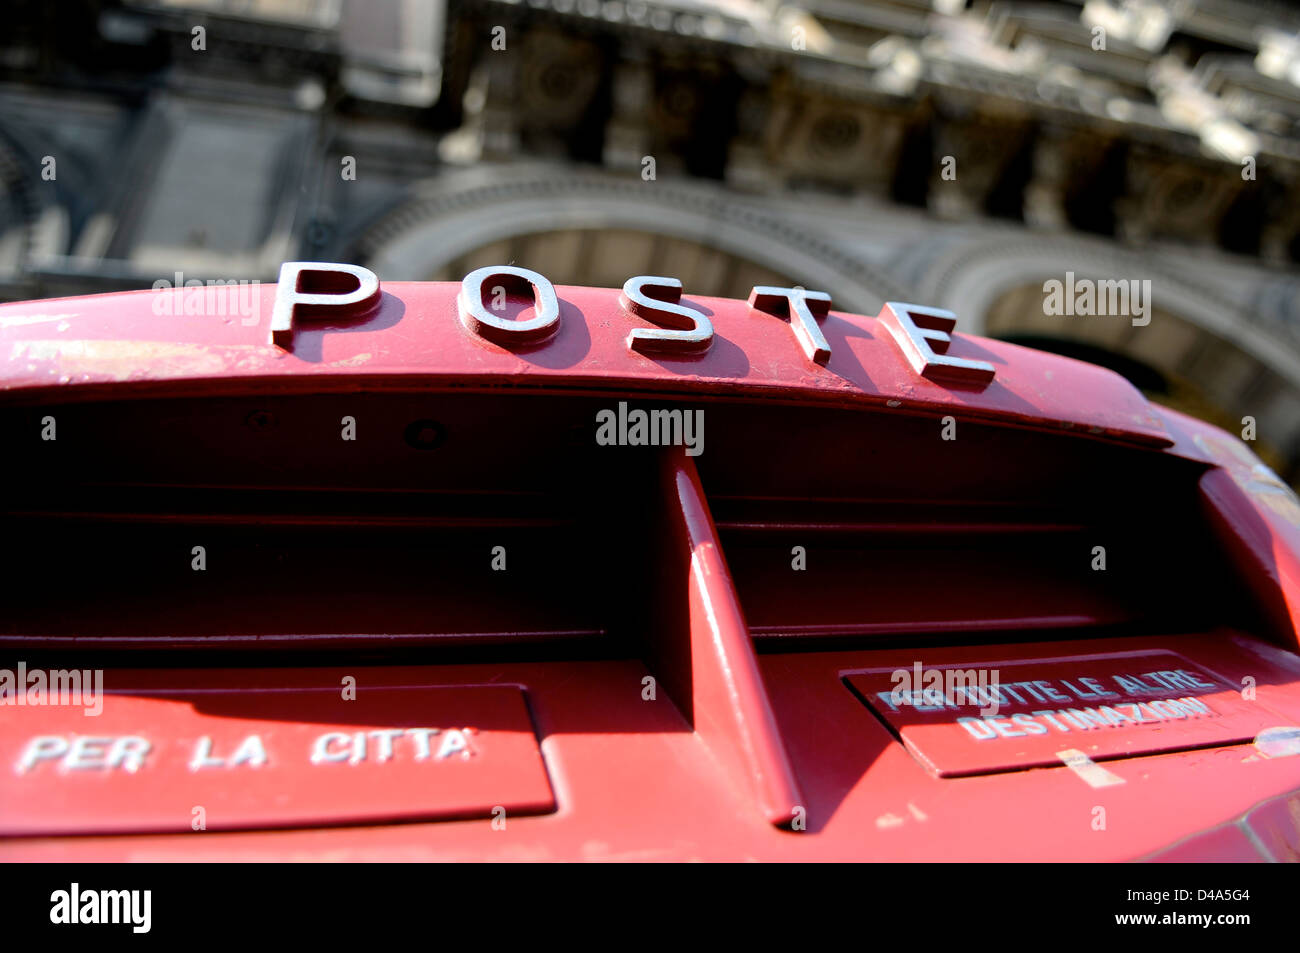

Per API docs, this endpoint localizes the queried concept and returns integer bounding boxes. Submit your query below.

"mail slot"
[4,276,1300,862]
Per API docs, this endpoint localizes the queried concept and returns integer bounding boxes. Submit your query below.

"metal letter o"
[458,265,561,346]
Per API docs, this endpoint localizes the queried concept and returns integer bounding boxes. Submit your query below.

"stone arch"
[917,231,1300,479]
[348,164,910,313]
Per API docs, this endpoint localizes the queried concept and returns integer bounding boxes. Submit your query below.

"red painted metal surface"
[1,631,1298,861]
[2,273,1300,860]
[1,685,552,836]
[848,653,1288,777]
[658,448,803,828]
[0,280,1169,446]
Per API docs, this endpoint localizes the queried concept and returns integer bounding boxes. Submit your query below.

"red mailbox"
[1,262,1298,860]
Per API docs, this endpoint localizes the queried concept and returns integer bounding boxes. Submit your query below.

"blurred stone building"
[3,0,1300,475]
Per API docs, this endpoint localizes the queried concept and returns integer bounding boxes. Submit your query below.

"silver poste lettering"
[270,263,996,387]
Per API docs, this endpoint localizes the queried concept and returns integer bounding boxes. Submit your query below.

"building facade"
[3,0,1300,475]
